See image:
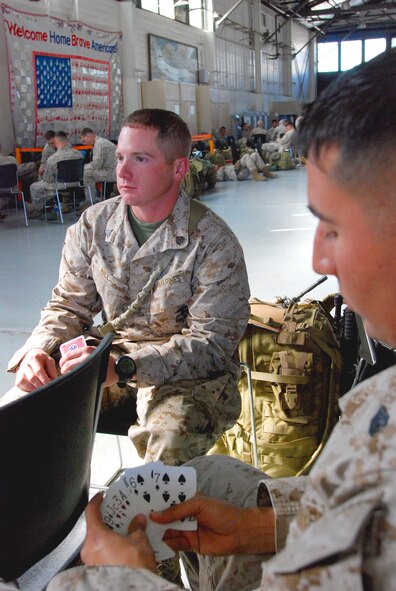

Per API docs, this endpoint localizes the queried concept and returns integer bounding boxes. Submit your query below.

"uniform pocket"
[149,272,192,334]
[90,258,129,310]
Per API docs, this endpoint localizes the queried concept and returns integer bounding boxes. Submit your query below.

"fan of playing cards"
[100,461,197,561]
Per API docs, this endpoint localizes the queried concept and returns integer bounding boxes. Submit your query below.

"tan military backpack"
[217,292,342,477]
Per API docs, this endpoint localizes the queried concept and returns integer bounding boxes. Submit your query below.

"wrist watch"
[114,355,136,388]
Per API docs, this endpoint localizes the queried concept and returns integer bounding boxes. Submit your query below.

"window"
[138,0,205,29]
[341,40,362,71]
[318,42,338,72]
[365,38,386,61]
[391,38,396,48]
[140,0,158,14]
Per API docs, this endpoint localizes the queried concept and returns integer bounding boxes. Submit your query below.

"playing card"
[59,335,87,356]
[100,462,197,561]
[148,464,197,529]
[101,463,162,534]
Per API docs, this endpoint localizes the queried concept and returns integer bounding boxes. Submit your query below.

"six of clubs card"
[100,461,197,560]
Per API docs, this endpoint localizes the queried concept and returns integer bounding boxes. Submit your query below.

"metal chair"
[46,159,93,224]
[98,178,117,201]
[0,163,28,227]
[0,333,113,588]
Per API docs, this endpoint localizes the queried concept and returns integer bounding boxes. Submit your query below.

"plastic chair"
[0,333,113,586]
[47,159,93,223]
[0,163,28,227]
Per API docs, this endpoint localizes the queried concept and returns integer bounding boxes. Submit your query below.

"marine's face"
[308,145,396,346]
[116,126,186,221]
[81,133,95,146]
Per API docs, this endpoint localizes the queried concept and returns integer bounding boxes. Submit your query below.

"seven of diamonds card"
[100,461,197,560]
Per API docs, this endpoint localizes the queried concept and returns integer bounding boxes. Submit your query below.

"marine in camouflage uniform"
[7,191,250,465]
[82,134,117,199]
[8,363,392,591]
[38,139,57,177]
[29,142,82,211]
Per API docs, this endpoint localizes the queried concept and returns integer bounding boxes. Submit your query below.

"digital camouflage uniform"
[277,129,297,152]
[8,192,250,465]
[236,149,268,181]
[41,142,56,165]
[38,142,56,178]
[83,136,117,198]
[29,145,82,210]
[5,364,391,591]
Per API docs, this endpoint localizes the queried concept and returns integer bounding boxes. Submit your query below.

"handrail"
[14,135,214,165]
[191,134,215,154]
[15,145,93,164]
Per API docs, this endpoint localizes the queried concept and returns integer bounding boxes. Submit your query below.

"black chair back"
[0,333,113,581]
[56,159,84,184]
[0,163,18,190]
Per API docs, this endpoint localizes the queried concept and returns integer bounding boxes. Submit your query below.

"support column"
[252,0,262,95]
[120,2,141,115]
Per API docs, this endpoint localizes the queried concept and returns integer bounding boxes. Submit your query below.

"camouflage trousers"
[104,375,241,466]
[182,455,271,591]
[239,153,266,173]
[3,372,241,468]
[83,163,116,200]
[30,180,80,210]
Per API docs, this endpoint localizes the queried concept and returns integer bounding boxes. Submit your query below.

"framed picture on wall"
[148,34,198,84]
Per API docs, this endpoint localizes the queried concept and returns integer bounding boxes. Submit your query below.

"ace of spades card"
[100,461,197,560]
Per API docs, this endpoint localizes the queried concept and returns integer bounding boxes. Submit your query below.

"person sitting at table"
[38,130,57,178]
[25,131,82,219]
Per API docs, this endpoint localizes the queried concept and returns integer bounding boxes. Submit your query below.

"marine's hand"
[151,493,275,556]
[59,348,119,388]
[59,345,96,374]
[15,348,57,392]
[81,493,156,571]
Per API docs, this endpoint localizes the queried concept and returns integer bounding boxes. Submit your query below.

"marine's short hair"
[55,131,68,141]
[45,130,55,140]
[298,49,396,186]
[123,109,191,162]
[81,127,94,137]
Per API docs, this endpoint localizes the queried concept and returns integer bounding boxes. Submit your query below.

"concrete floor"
[0,167,339,482]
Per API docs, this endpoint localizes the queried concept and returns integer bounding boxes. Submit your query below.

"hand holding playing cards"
[81,493,157,571]
[58,336,118,387]
[59,345,97,375]
[151,494,276,556]
[15,348,57,392]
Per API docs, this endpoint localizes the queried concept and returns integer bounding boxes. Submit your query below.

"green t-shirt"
[128,207,168,246]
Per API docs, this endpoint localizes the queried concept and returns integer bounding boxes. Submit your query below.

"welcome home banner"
[1,4,123,146]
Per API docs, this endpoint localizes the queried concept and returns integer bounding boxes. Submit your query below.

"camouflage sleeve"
[132,229,250,385]
[42,155,57,183]
[260,486,386,590]
[47,566,183,591]
[91,142,105,169]
[258,476,308,552]
[7,222,100,370]
[41,144,52,165]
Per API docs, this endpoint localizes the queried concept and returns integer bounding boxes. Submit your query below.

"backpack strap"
[188,198,209,234]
